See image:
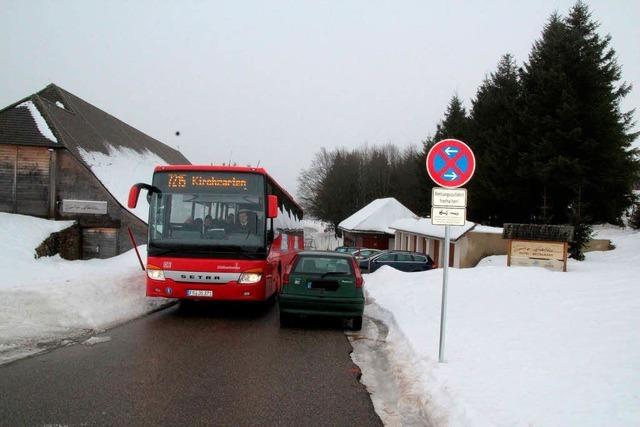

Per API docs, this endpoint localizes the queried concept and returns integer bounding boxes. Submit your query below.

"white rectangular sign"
[432,187,467,208]
[431,207,466,226]
[62,199,108,215]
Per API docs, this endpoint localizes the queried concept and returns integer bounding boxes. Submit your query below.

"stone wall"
[35,223,81,260]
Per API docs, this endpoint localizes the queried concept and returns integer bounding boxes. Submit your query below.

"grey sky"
[2,0,638,195]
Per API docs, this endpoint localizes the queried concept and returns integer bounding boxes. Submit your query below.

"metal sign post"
[439,224,450,362]
[426,139,476,364]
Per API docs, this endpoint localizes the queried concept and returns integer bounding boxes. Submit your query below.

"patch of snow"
[274,205,303,231]
[0,213,167,365]
[15,100,58,143]
[391,217,475,240]
[339,198,416,234]
[82,336,111,346]
[475,254,506,267]
[55,101,65,109]
[77,144,167,222]
[358,226,640,426]
[472,224,503,234]
[348,308,438,426]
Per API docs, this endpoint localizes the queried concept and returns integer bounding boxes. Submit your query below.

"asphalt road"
[0,302,382,426]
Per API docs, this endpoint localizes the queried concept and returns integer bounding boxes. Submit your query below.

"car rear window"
[412,255,427,262]
[293,257,354,275]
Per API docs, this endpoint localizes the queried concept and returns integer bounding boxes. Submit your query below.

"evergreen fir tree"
[568,185,593,260]
[521,2,639,224]
[468,54,529,225]
[434,94,470,141]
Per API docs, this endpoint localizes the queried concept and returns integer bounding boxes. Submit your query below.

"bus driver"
[237,209,256,234]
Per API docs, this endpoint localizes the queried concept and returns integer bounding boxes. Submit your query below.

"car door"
[412,254,429,271]
[370,253,396,272]
[394,253,414,271]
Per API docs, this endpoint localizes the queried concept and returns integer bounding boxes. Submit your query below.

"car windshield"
[293,256,354,275]
[148,172,267,255]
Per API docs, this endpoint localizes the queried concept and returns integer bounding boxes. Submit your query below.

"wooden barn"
[0,84,189,259]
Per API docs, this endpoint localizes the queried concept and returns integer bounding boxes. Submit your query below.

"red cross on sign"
[426,139,476,188]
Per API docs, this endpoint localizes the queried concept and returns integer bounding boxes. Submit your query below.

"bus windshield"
[148,171,267,257]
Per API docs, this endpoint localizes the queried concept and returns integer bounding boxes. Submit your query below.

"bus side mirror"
[128,185,142,208]
[267,195,279,218]
[128,183,160,208]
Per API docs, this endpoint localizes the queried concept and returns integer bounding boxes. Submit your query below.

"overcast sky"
[2,0,638,195]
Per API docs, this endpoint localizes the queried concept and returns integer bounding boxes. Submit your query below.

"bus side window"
[281,233,288,250]
[293,235,299,250]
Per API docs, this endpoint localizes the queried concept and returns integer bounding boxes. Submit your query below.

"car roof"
[297,251,355,260]
[372,250,429,256]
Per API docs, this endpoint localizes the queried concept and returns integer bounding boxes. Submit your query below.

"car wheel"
[351,316,363,331]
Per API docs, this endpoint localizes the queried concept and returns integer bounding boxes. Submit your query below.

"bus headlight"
[239,270,262,284]
[147,267,165,281]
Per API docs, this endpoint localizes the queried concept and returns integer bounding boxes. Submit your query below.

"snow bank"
[361,226,640,426]
[15,100,58,143]
[0,213,166,364]
[77,144,167,222]
[0,213,74,282]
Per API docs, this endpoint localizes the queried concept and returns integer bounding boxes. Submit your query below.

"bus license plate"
[187,290,213,297]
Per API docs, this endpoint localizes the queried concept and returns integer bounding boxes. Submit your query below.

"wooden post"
[48,148,57,219]
[12,146,17,213]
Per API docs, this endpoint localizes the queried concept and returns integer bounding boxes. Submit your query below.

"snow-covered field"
[355,225,640,426]
[0,213,166,364]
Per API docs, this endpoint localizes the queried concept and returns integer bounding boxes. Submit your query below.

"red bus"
[127,165,304,302]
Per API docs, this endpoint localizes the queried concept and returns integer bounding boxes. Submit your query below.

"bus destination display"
[165,173,250,191]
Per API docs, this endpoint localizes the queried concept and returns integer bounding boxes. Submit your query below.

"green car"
[279,251,365,330]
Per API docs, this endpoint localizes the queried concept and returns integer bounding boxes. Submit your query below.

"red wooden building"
[338,198,416,250]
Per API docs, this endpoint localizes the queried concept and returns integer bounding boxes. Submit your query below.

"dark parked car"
[367,251,434,273]
[352,248,382,261]
[353,249,383,272]
[279,251,365,330]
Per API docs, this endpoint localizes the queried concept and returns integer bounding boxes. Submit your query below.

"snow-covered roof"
[77,145,168,221]
[473,225,504,234]
[15,101,58,143]
[390,217,476,241]
[0,84,190,223]
[339,198,417,234]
